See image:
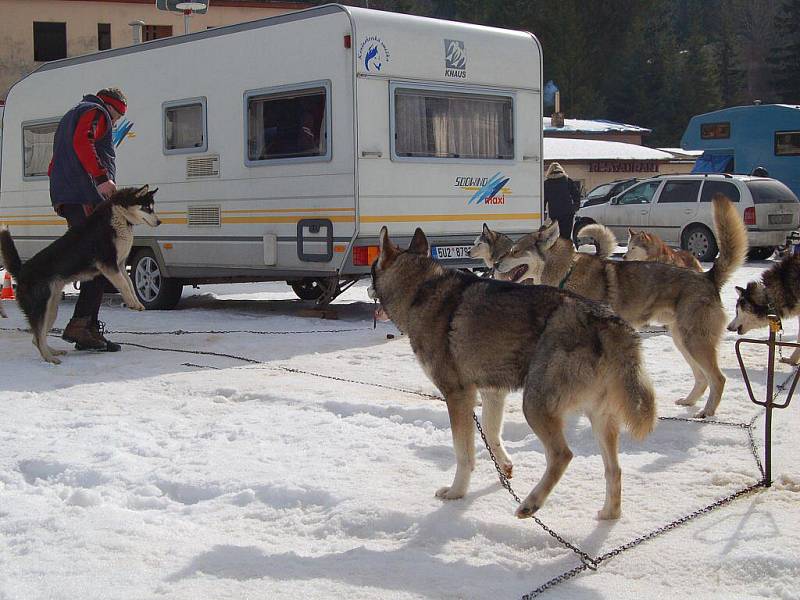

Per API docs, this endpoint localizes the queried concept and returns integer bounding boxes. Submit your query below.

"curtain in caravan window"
[165,103,204,150]
[23,122,58,177]
[394,89,513,159]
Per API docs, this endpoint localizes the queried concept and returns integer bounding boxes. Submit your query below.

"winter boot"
[62,316,106,350]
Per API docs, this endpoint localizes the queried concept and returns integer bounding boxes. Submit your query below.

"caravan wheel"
[290,278,337,301]
[131,249,183,310]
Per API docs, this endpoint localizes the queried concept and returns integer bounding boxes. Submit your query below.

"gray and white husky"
[483,194,748,418]
[369,226,656,520]
[727,253,800,365]
[0,185,161,363]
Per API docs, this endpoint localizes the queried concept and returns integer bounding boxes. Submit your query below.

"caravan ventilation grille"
[186,155,220,178]
[187,205,221,228]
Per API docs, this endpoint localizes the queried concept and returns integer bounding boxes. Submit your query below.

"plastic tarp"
[692,152,734,174]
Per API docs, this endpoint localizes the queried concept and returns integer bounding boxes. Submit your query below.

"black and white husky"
[0,185,160,363]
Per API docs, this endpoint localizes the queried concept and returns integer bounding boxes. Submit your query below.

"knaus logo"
[358,35,390,72]
[444,39,466,78]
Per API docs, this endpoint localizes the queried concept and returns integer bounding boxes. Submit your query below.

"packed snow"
[1,262,799,600]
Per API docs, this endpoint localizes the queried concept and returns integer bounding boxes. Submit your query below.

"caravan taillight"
[744,206,756,226]
[344,34,351,48]
[353,245,380,266]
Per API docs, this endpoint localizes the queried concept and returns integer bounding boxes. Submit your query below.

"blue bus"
[681,104,800,198]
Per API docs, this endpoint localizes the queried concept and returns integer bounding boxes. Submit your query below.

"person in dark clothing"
[48,88,128,352]
[543,162,581,240]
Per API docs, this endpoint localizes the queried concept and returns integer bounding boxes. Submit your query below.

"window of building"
[700,180,740,202]
[98,23,111,51]
[700,122,730,140]
[392,86,513,160]
[658,180,701,203]
[775,131,800,156]
[33,22,67,61]
[142,25,173,41]
[164,98,207,153]
[246,83,328,163]
[22,121,59,178]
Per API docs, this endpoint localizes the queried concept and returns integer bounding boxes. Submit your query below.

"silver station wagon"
[574,173,800,260]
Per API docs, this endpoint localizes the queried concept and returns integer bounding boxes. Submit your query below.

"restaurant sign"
[589,161,660,173]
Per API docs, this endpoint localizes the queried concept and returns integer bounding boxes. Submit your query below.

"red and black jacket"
[49,94,116,207]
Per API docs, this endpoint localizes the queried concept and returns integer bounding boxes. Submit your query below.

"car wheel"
[747,246,774,261]
[682,225,718,262]
[131,249,183,310]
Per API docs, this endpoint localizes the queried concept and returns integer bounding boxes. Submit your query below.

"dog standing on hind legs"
[370,226,656,520]
[0,185,160,363]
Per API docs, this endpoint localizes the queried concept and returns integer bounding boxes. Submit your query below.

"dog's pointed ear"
[135,185,150,197]
[735,286,745,297]
[538,219,560,250]
[482,223,495,240]
[408,228,429,255]
[150,187,159,196]
[628,227,636,236]
[378,226,399,268]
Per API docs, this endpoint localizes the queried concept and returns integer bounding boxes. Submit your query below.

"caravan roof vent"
[187,205,221,227]
[186,154,220,178]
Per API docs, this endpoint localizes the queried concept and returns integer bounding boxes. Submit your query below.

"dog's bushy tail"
[706,193,748,291]
[0,226,22,278]
[576,223,618,259]
[611,331,657,440]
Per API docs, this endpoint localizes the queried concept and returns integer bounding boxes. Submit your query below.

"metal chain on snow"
[3,322,795,598]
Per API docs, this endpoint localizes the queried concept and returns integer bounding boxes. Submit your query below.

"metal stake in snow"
[735,313,800,486]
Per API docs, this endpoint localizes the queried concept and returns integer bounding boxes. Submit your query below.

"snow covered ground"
[1,263,798,600]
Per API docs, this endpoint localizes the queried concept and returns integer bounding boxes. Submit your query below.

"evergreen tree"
[770,0,800,102]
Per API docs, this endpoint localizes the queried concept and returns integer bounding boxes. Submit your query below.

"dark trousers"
[57,204,107,322]
[555,212,575,240]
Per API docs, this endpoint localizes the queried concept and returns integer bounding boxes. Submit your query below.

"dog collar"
[558,263,575,289]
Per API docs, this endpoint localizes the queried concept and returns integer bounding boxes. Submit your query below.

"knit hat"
[546,162,566,178]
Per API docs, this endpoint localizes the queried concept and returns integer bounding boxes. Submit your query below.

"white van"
[0,5,543,308]
[575,173,800,261]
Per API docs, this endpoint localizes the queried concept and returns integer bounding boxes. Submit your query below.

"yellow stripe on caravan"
[1,219,67,226]
[222,207,354,214]
[223,215,355,224]
[361,213,540,223]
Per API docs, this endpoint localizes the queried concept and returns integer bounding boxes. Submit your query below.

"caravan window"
[22,121,58,178]
[163,98,207,154]
[393,87,513,160]
[245,83,328,163]
[775,131,800,156]
[700,122,730,140]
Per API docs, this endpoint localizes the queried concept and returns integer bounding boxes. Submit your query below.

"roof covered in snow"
[543,117,651,134]
[544,137,675,161]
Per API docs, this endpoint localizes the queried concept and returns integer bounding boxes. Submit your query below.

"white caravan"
[0,5,543,308]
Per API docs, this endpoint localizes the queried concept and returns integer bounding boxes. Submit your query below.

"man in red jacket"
[48,88,128,352]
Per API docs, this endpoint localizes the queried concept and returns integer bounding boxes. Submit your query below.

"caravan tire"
[131,249,183,310]
[290,278,336,301]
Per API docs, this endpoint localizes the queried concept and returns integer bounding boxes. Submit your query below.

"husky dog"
[472,222,617,283]
[0,186,160,364]
[728,253,800,365]
[369,226,656,520]
[624,228,703,272]
[494,194,748,418]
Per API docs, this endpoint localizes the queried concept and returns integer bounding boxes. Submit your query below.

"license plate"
[769,213,793,225]
[431,245,472,260]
